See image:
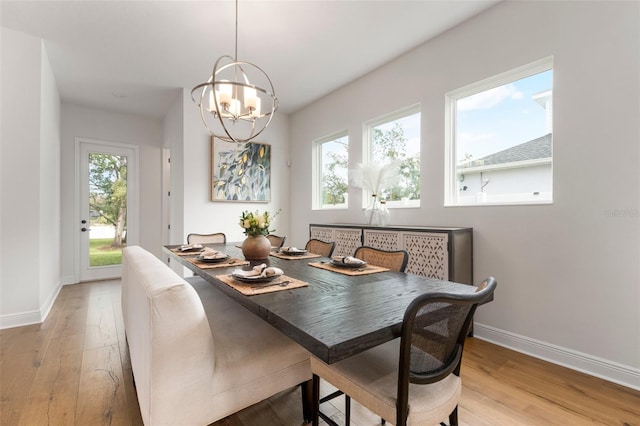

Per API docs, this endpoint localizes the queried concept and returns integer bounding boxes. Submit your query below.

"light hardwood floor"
[1,280,639,425]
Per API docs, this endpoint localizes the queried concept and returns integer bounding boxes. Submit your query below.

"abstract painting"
[211,137,271,202]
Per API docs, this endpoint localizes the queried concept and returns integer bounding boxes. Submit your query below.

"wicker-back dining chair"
[186,232,227,245]
[353,246,409,272]
[305,239,336,257]
[311,277,497,426]
[266,234,287,249]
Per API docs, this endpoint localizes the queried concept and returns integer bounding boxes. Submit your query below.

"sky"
[456,69,553,161]
[319,68,552,173]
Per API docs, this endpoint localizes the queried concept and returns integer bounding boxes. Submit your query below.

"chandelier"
[191,0,278,143]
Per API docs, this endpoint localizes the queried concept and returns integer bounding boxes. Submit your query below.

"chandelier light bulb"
[218,81,233,106]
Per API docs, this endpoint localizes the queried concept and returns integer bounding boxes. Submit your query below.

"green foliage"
[239,209,280,236]
[89,154,127,247]
[321,123,420,204]
[372,123,420,201]
[322,143,348,205]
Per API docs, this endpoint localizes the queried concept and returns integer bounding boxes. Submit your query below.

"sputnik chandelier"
[191,0,278,143]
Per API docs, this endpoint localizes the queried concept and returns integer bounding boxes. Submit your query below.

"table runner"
[308,261,389,276]
[216,274,308,295]
[185,257,249,269]
[270,251,322,260]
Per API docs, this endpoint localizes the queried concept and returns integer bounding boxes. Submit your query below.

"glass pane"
[88,153,127,267]
[320,135,348,208]
[455,69,552,204]
[371,111,421,202]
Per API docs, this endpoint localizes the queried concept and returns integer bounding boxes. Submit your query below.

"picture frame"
[211,137,271,202]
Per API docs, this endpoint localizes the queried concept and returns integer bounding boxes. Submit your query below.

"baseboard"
[39,280,62,324]
[0,281,62,330]
[0,309,42,329]
[474,323,640,391]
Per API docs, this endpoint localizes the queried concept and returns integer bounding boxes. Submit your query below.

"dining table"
[163,242,483,365]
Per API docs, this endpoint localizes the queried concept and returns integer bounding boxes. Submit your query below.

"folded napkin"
[199,247,226,259]
[179,243,203,251]
[333,256,365,265]
[281,246,305,253]
[232,263,284,278]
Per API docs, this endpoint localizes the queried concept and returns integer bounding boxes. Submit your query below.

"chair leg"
[312,375,320,426]
[301,380,313,424]
[345,395,351,426]
[314,375,343,426]
[449,406,458,426]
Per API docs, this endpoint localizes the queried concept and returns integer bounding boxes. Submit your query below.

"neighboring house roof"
[459,133,552,169]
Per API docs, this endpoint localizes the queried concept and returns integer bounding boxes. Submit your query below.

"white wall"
[1,28,60,327]
[289,1,640,388]
[60,103,164,283]
[174,89,291,246]
[38,40,62,317]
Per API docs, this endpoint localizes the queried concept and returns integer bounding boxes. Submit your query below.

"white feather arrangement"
[350,161,401,196]
[350,161,400,225]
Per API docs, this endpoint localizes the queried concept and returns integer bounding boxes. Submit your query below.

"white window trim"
[312,130,349,210]
[362,104,421,209]
[445,57,553,207]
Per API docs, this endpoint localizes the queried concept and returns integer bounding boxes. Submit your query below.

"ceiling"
[1,0,500,119]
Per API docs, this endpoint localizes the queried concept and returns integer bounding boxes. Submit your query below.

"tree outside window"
[315,133,349,209]
[89,154,127,248]
[367,107,421,206]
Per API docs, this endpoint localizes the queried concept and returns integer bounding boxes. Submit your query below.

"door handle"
[81,227,91,232]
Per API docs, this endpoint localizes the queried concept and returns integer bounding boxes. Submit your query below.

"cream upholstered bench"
[121,246,311,426]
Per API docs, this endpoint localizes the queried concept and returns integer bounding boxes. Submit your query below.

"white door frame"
[75,138,139,282]
[161,148,171,260]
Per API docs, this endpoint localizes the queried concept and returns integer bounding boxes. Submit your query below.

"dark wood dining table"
[164,242,481,365]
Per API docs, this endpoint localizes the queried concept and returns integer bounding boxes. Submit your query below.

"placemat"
[270,252,322,260]
[217,274,308,295]
[185,257,249,269]
[171,248,205,256]
[308,261,389,276]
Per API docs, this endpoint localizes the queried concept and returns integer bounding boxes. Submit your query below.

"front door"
[78,139,138,282]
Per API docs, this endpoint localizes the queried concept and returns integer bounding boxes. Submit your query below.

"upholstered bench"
[122,246,311,425]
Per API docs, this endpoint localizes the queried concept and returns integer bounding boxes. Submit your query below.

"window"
[445,57,553,206]
[313,132,349,209]
[364,105,421,207]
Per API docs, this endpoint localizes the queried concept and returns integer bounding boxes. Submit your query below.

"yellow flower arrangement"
[239,209,280,237]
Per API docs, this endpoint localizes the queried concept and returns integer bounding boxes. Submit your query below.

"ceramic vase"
[241,235,271,261]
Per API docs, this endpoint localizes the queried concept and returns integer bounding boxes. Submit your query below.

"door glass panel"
[88,153,127,267]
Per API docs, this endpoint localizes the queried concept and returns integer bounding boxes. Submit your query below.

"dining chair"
[266,234,287,249]
[187,232,227,244]
[311,277,497,426]
[305,239,336,257]
[353,246,409,272]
